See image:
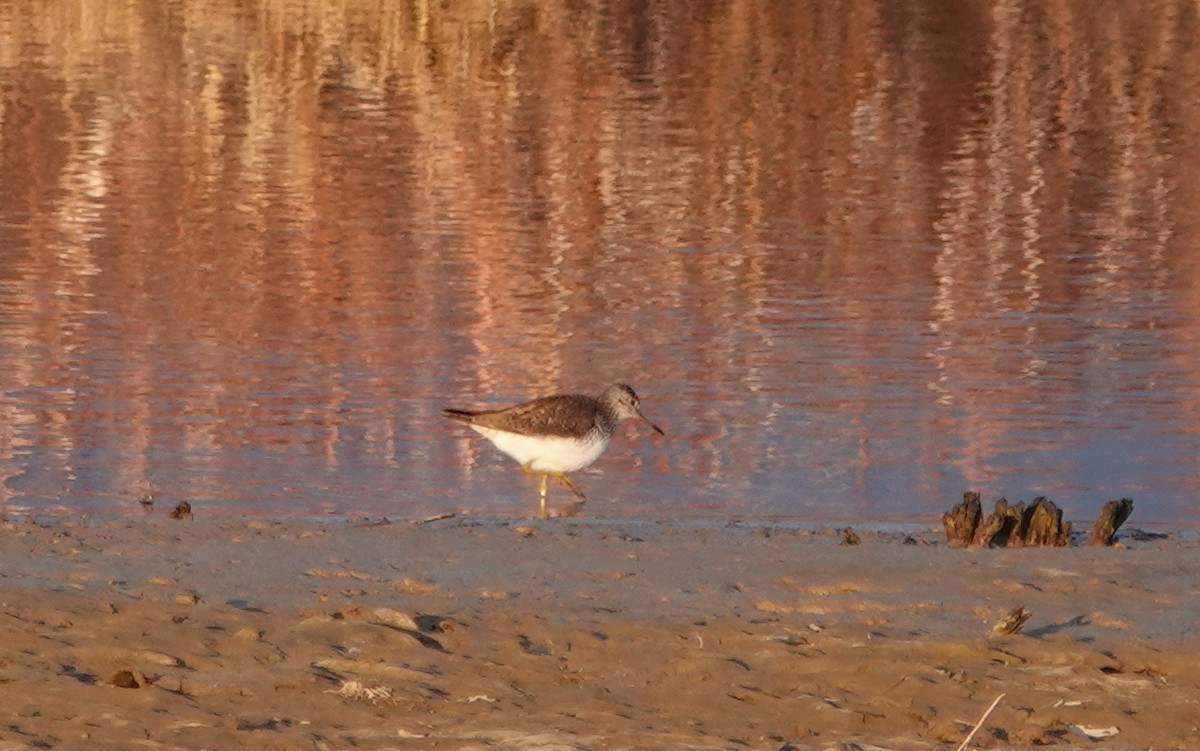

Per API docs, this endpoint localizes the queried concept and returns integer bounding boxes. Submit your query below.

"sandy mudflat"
[1,514,1198,750]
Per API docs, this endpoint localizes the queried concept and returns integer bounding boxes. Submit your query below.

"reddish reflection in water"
[1,0,1199,521]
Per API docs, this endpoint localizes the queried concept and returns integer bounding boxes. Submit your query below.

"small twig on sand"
[956,693,1005,751]
[414,513,457,526]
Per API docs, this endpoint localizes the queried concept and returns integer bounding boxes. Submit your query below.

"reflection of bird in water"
[445,383,664,517]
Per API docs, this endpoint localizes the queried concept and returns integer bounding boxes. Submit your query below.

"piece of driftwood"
[975,498,1026,547]
[991,606,1032,635]
[1089,498,1134,546]
[943,492,1085,547]
[1020,497,1071,547]
[942,491,982,547]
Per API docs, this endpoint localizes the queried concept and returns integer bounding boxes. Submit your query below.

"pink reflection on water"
[1,0,1199,520]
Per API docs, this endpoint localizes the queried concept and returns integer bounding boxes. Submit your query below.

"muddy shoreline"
[2,515,1197,749]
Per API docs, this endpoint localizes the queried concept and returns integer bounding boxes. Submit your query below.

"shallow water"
[2,0,1199,522]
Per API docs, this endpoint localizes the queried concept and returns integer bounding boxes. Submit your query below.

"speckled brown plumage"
[444,392,613,439]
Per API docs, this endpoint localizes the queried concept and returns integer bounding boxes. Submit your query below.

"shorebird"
[444,383,664,517]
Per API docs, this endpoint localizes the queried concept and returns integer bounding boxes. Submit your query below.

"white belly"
[472,425,610,473]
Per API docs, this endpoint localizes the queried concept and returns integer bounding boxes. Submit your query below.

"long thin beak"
[639,411,665,436]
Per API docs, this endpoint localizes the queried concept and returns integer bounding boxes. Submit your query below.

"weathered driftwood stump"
[976,497,1025,547]
[1020,497,1071,546]
[1090,498,1134,546]
[943,493,1081,547]
[942,491,982,547]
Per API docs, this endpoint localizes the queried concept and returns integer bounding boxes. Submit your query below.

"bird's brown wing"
[443,394,600,438]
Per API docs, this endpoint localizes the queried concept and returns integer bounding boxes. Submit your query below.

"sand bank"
[1,515,1197,749]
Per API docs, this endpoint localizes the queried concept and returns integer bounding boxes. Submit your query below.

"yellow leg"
[521,463,585,516]
[554,473,586,500]
[521,462,550,518]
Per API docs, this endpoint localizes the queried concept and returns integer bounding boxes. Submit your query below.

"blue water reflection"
[1,0,1198,522]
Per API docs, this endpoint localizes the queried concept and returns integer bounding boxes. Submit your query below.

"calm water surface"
[2,0,1199,522]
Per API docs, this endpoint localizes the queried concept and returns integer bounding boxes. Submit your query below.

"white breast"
[471,425,611,473]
